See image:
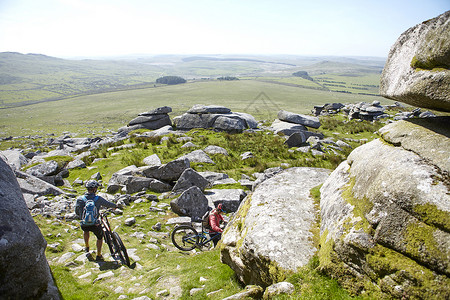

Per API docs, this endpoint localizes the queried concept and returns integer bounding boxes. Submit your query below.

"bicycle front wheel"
[112,232,130,267]
[171,225,199,251]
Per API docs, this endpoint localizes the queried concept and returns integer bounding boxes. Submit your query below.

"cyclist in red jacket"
[208,203,227,247]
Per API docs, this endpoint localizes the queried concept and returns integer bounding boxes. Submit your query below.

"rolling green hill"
[0,52,385,108]
[0,79,395,138]
[0,52,392,137]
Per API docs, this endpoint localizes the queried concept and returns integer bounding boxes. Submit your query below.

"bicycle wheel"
[112,232,130,267]
[171,225,199,251]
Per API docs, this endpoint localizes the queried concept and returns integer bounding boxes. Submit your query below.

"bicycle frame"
[197,229,220,247]
[175,223,220,249]
[100,213,111,232]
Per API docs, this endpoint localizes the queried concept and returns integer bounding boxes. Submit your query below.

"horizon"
[0,0,448,59]
[0,51,389,61]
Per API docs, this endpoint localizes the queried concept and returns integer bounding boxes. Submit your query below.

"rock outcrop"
[319,118,450,298]
[270,110,323,148]
[120,106,172,134]
[220,167,330,287]
[0,157,60,299]
[0,149,28,170]
[380,11,450,112]
[173,105,258,132]
[170,186,209,219]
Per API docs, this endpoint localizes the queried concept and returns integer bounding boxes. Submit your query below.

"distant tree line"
[156,76,186,85]
[217,76,239,81]
[292,71,314,81]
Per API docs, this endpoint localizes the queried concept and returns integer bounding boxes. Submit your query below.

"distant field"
[314,73,380,95]
[0,80,394,137]
[0,53,393,137]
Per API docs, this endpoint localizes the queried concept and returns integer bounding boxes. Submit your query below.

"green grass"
[3,53,396,298]
[314,74,380,95]
[281,256,366,300]
[35,189,366,300]
[23,109,393,299]
[62,124,364,195]
[0,79,394,138]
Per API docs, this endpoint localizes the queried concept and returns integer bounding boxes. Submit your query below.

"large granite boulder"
[15,170,65,196]
[204,189,247,212]
[26,160,60,177]
[319,118,450,298]
[270,119,323,140]
[0,150,28,170]
[120,106,172,134]
[170,186,209,219]
[380,11,450,112]
[141,158,190,182]
[171,168,210,194]
[0,157,60,299]
[277,110,321,129]
[174,105,258,132]
[220,167,330,287]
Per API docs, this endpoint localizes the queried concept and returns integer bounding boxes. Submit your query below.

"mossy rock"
[380,11,450,112]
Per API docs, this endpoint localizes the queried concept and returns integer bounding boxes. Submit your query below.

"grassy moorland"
[29,115,388,299]
[0,52,392,137]
[0,79,394,138]
[1,53,400,299]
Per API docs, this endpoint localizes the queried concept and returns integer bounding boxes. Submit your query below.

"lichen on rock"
[319,126,450,298]
[380,10,450,112]
[220,167,330,287]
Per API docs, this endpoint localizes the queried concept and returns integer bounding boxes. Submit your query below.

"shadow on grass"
[97,261,121,271]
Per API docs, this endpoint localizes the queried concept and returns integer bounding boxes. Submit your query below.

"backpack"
[80,196,99,226]
[202,208,212,230]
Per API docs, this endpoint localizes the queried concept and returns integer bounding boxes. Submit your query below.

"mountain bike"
[100,211,130,266]
[171,218,221,251]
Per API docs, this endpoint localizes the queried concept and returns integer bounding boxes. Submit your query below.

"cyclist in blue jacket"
[75,180,117,261]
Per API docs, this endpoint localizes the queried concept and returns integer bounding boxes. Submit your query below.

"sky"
[0,0,448,58]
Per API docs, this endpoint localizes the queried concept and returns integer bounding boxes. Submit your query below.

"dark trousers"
[209,232,222,247]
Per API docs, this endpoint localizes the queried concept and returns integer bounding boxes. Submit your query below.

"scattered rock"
[278,110,321,129]
[143,154,162,167]
[204,145,229,156]
[125,217,136,226]
[181,141,197,148]
[180,150,215,164]
[222,285,264,300]
[263,282,295,299]
[198,171,229,185]
[240,152,254,160]
[284,132,306,148]
[142,158,190,182]
[66,159,86,169]
[125,106,172,132]
[93,271,115,283]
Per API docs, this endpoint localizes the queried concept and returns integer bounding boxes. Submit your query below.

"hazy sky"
[0,0,448,58]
